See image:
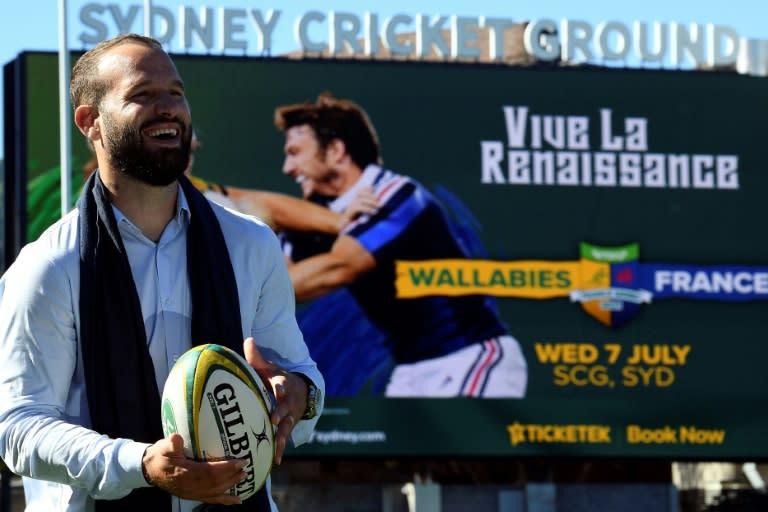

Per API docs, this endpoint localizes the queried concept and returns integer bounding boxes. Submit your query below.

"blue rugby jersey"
[334,165,508,363]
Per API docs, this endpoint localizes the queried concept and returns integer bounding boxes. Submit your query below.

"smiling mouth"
[147,127,179,140]
[294,175,314,197]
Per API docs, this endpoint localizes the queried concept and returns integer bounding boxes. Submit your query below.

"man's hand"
[339,186,379,230]
[243,337,309,464]
[142,434,246,504]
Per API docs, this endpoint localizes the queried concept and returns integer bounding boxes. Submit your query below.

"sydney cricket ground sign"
[74,3,763,72]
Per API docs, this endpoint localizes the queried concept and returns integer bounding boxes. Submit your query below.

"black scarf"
[78,171,270,511]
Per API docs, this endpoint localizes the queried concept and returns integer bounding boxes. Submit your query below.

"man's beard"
[101,113,192,187]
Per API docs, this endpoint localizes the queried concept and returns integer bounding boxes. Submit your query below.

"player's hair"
[274,92,382,168]
[70,33,163,110]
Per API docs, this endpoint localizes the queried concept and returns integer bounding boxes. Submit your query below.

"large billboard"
[5,51,768,458]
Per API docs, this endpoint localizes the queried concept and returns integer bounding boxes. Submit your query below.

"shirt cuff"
[290,373,324,447]
[291,416,320,447]
[117,441,153,489]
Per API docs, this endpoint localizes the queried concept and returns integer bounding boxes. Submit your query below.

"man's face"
[282,125,338,198]
[96,43,193,186]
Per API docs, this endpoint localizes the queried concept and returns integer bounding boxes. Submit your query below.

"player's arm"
[190,175,344,233]
[240,225,325,451]
[226,187,379,234]
[288,235,376,302]
[225,188,341,234]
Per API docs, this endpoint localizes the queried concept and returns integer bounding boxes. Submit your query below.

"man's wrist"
[294,373,321,420]
[141,447,153,486]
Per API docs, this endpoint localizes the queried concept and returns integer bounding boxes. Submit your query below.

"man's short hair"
[70,33,163,110]
[275,92,382,168]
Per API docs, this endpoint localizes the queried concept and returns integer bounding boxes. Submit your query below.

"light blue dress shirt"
[0,184,324,512]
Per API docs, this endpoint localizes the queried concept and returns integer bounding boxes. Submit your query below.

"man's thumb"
[168,433,186,455]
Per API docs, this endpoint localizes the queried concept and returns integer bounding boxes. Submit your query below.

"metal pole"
[1,459,10,512]
[58,0,71,218]
[0,474,9,512]
[144,0,152,37]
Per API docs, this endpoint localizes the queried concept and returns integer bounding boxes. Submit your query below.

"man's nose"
[282,158,294,176]
[156,92,183,118]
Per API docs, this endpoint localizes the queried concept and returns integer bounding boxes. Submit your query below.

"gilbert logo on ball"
[161,343,276,499]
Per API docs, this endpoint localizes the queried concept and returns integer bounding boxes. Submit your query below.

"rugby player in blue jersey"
[274,93,528,398]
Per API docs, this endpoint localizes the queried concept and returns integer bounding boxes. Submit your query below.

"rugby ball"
[161,343,275,499]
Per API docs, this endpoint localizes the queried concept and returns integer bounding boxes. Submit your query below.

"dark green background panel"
[11,52,768,458]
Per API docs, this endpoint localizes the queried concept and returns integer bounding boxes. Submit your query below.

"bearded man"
[0,34,324,512]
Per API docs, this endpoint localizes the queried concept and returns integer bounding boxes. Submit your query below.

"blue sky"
[1,0,766,160]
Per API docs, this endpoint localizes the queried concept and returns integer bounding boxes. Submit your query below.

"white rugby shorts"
[384,335,527,398]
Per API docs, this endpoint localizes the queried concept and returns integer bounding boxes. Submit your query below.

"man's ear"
[74,105,101,142]
[326,138,347,164]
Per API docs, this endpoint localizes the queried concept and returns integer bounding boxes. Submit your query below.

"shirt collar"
[328,164,381,213]
[111,181,191,237]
